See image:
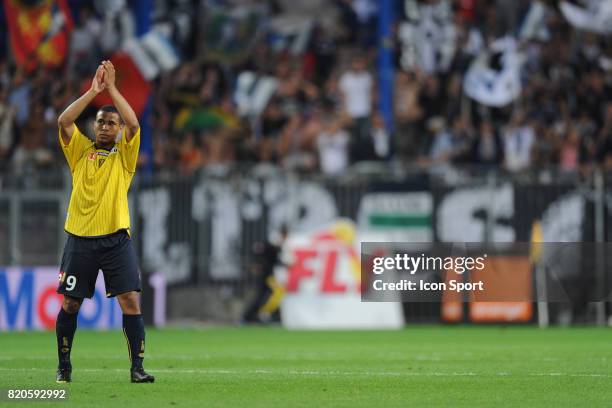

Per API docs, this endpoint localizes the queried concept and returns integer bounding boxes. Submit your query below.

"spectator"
[68,6,102,77]
[559,126,580,173]
[423,116,454,165]
[178,131,204,175]
[448,116,473,164]
[472,119,503,167]
[351,0,378,47]
[203,128,237,167]
[418,74,443,122]
[394,70,424,162]
[597,103,612,169]
[0,59,10,89]
[368,112,391,161]
[339,55,374,142]
[0,84,16,164]
[316,112,350,175]
[503,111,535,172]
[278,114,317,172]
[531,121,558,170]
[198,65,225,106]
[11,104,53,175]
[8,67,30,127]
[258,99,287,163]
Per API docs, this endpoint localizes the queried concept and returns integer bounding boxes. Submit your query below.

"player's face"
[94,111,122,147]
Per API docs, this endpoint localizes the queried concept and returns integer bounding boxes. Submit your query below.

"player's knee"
[118,292,140,314]
[62,297,82,314]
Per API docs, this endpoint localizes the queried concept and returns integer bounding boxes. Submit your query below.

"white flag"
[235,72,278,117]
[463,39,524,107]
[560,0,612,34]
[123,30,180,81]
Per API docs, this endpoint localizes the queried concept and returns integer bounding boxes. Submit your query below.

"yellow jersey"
[60,125,140,237]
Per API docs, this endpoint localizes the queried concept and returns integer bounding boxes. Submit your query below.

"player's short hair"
[97,105,124,124]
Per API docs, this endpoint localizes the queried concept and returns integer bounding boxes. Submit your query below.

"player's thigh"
[57,236,100,299]
[99,232,141,298]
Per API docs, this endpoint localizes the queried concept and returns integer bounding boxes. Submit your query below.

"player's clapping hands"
[90,65,106,95]
[102,60,116,91]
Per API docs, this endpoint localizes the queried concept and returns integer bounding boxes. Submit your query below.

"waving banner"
[463,38,524,107]
[4,0,73,71]
[560,0,612,34]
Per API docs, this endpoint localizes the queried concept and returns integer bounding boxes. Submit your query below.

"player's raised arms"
[57,65,106,145]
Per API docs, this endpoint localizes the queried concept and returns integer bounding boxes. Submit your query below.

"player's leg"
[55,235,99,383]
[117,291,146,370]
[118,291,154,383]
[99,231,153,383]
[242,279,272,323]
[55,295,83,382]
[116,291,153,382]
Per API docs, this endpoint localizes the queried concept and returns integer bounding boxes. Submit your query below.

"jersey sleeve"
[59,126,92,172]
[119,127,140,173]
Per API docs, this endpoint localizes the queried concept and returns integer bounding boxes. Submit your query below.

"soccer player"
[54,61,154,383]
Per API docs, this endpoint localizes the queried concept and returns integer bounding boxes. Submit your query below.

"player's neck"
[95,142,115,151]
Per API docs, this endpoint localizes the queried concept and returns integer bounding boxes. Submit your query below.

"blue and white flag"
[463,38,524,108]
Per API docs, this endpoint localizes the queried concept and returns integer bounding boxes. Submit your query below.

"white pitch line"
[0,353,564,362]
[0,367,610,378]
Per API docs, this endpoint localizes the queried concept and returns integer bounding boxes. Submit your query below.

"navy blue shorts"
[57,230,142,299]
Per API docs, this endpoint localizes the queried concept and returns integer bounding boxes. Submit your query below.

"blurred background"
[1,0,612,331]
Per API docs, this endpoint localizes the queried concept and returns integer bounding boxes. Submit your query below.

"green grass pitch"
[1,326,612,407]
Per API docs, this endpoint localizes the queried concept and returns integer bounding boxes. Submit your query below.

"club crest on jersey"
[58,270,66,284]
[88,152,96,161]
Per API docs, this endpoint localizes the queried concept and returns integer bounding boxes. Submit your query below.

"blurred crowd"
[1,0,612,178]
